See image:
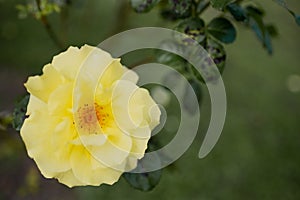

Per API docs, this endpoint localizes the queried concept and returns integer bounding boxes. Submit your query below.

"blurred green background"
[1,0,300,199]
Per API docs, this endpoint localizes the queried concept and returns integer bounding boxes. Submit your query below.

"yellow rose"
[21,45,161,187]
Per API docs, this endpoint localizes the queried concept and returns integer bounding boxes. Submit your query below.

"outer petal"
[121,67,139,84]
[129,88,161,130]
[25,64,64,103]
[52,45,115,82]
[88,128,132,167]
[26,95,47,115]
[130,137,150,159]
[112,80,160,136]
[52,45,92,80]
[70,146,122,185]
[100,59,125,88]
[21,110,71,178]
[56,170,85,187]
[111,80,141,131]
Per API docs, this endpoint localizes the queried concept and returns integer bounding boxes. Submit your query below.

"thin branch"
[35,0,64,49]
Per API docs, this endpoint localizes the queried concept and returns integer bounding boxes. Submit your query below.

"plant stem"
[35,0,64,49]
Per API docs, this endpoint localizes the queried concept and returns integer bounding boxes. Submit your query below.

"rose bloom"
[21,45,161,187]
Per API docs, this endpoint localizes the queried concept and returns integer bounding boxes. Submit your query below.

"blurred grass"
[0,0,300,199]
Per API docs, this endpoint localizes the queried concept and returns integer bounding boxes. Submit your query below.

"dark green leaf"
[123,142,162,191]
[226,3,247,22]
[246,6,266,34]
[12,95,29,131]
[156,52,186,73]
[156,40,186,72]
[246,5,265,16]
[169,0,192,15]
[130,0,160,13]
[123,169,161,192]
[249,18,272,54]
[189,39,225,83]
[210,0,233,10]
[206,38,226,73]
[273,0,300,26]
[160,8,191,20]
[175,17,206,45]
[266,24,278,37]
[160,0,191,21]
[207,17,237,44]
[246,6,273,54]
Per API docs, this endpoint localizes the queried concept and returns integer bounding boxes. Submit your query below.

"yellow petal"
[88,129,132,167]
[21,111,71,177]
[121,67,139,84]
[56,170,85,187]
[111,80,141,131]
[69,146,92,184]
[52,45,92,80]
[70,146,122,185]
[129,88,161,129]
[72,46,115,115]
[100,59,125,88]
[47,83,73,117]
[130,136,150,159]
[25,64,64,103]
[71,134,107,146]
[26,95,47,115]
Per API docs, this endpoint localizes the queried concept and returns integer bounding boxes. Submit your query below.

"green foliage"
[210,0,233,10]
[155,42,187,73]
[175,17,206,44]
[12,95,29,131]
[160,0,192,20]
[127,0,298,56]
[123,142,162,191]
[273,0,300,26]
[123,169,161,191]
[16,0,61,19]
[207,17,237,44]
[130,0,160,13]
[205,38,226,73]
[246,6,273,54]
[225,3,279,54]
[169,0,192,15]
[226,3,247,22]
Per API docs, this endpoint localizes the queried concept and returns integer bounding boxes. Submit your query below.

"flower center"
[95,103,112,129]
[76,103,113,133]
